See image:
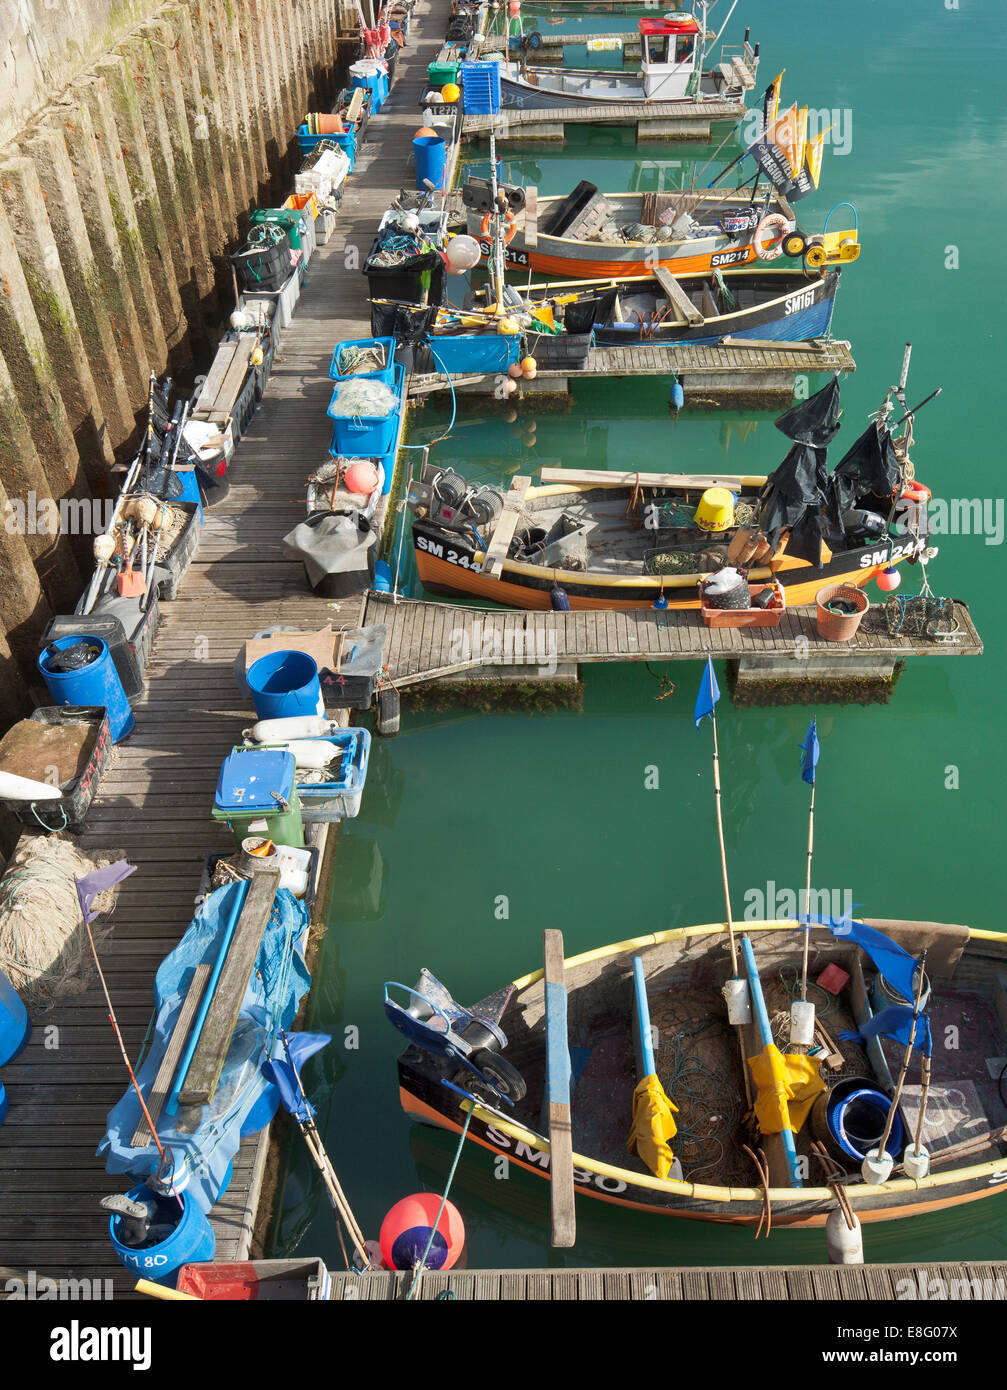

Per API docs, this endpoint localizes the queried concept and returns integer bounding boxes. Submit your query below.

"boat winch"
[383,969,527,1102]
[407,470,504,534]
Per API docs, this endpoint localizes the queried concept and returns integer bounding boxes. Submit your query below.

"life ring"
[753,213,792,261]
[901,480,931,505]
[480,209,517,245]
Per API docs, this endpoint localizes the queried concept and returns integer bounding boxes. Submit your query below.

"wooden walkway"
[330,1261,1007,1300]
[363,594,983,687]
[409,340,857,397]
[462,96,744,140]
[0,0,454,1296]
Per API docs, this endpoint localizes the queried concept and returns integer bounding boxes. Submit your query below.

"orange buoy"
[379,1194,465,1271]
[344,461,380,495]
[876,565,901,591]
[414,126,439,139]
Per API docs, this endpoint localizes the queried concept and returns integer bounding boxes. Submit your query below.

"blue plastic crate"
[327,363,403,457]
[328,336,396,385]
[427,333,520,375]
[295,729,371,822]
[296,126,357,170]
[461,60,501,115]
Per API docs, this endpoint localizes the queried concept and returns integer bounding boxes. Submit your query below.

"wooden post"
[543,929,576,1248]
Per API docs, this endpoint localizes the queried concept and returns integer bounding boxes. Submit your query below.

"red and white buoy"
[379,1193,465,1272]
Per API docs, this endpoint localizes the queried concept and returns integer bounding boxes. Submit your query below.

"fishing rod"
[893,386,941,428]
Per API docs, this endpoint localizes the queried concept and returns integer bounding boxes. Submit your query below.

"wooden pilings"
[0,0,340,698]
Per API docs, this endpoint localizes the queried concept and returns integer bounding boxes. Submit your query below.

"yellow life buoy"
[753,213,792,262]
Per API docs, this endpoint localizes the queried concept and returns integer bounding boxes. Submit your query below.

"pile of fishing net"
[328,377,398,417]
[0,836,127,1010]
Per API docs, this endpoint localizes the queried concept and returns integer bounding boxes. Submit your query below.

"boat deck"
[362,593,983,688]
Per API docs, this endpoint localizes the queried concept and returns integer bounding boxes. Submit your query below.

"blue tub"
[109,1184,215,1286]
[329,336,397,385]
[246,651,324,721]
[38,634,134,743]
[327,363,404,457]
[295,729,371,823]
[0,966,30,1067]
[828,1085,904,1161]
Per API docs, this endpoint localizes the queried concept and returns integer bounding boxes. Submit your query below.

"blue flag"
[807,914,923,1007]
[262,1031,331,1125]
[694,656,720,727]
[840,1005,933,1058]
[800,717,820,785]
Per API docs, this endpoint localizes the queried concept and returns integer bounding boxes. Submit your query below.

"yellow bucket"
[695,488,735,533]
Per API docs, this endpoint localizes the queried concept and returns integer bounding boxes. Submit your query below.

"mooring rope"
[406,1108,473,1301]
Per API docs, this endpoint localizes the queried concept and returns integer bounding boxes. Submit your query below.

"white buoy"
[790,999,816,1046]
[861,1147,894,1184]
[244,714,342,743]
[722,977,752,1025]
[246,738,341,771]
[902,1144,930,1179]
[826,1205,864,1264]
[0,770,62,802]
[93,532,116,563]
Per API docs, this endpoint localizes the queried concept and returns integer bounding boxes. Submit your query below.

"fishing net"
[0,836,127,1011]
[336,342,388,375]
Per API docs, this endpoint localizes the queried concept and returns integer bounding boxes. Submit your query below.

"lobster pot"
[702,567,750,610]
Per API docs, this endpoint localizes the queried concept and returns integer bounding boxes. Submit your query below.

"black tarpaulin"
[831,421,900,509]
[759,441,846,564]
[774,375,842,447]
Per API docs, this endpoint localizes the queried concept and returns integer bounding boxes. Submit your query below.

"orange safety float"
[480,209,517,245]
[901,479,931,505]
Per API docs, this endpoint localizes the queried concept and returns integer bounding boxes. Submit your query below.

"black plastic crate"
[44,612,146,700]
[528,331,593,369]
[196,845,321,917]
[0,705,112,832]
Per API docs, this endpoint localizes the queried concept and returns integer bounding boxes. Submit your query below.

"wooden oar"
[543,928,575,1248]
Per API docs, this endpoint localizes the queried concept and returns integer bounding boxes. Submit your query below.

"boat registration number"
[785,287,817,315]
[417,534,483,571]
[711,248,751,268]
[478,239,532,269]
[858,537,923,569]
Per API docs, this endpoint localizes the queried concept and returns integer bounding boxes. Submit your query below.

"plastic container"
[722,977,751,1025]
[0,1080,6,1127]
[812,1078,904,1164]
[815,582,869,641]
[0,965,31,1067]
[317,623,387,707]
[413,134,446,192]
[44,614,145,700]
[108,1184,215,1286]
[350,60,389,114]
[294,729,371,823]
[212,748,305,849]
[38,634,134,743]
[176,1257,331,1301]
[461,60,502,115]
[326,364,404,458]
[529,331,592,369]
[428,60,460,86]
[328,336,397,385]
[198,843,320,912]
[429,333,519,374]
[0,706,112,832]
[247,650,325,721]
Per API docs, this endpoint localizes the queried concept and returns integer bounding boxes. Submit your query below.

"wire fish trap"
[882,594,959,640]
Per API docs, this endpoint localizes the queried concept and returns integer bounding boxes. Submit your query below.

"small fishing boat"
[387,917,1007,1226]
[467,181,804,279]
[406,373,936,610]
[498,11,758,111]
[504,265,839,347]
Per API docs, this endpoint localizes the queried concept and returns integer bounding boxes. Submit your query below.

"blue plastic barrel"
[0,966,30,1067]
[108,1184,215,1286]
[37,634,134,743]
[413,134,446,192]
[246,650,324,720]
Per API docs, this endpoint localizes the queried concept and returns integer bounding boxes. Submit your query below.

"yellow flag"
[769,103,799,175]
[804,124,833,188]
[764,69,785,129]
[792,106,809,177]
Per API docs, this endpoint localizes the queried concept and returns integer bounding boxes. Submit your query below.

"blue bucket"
[37,634,134,743]
[829,1086,904,1161]
[413,134,446,192]
[0,966,30,1067]
[108,1184,215,1286]
[246,650,324,721]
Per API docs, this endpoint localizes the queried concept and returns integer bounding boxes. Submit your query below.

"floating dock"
[462,96,745,144]
[409,339,857,405]
[329,1261,1007,1301]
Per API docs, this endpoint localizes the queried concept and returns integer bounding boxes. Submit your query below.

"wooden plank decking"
[330,1261,1007,1300]
[363,594,983,687]
[462,97,744,139]
[0,0,455,1296]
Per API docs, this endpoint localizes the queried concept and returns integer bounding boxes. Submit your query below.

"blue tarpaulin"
[97,881,311,1212]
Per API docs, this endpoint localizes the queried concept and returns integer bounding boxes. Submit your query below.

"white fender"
[0,770,63,802]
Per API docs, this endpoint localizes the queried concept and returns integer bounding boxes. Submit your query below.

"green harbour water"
[272,0,1007,1269]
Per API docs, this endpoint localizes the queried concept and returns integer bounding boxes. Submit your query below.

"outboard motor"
[841,508,887,544]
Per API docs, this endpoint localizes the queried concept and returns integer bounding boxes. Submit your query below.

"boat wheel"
[782,232,806,258]
[470,1048,527,1102]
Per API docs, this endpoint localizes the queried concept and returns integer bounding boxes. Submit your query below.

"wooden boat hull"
[412,516,926,611]
[396,921,1007,1226]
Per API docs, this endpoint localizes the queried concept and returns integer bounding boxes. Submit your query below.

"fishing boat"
[405,373,936,611]
[386,916,1007,1226]
[497,12,758,111]
[485,265,840,348]
[467,181,805,279]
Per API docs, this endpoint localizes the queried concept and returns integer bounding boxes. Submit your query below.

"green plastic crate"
[427,60,460,88]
